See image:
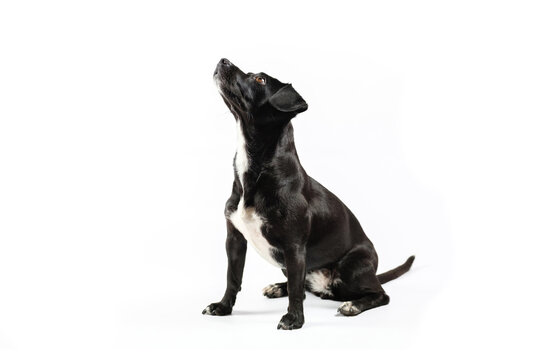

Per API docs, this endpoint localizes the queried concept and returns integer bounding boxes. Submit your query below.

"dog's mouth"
[214,58,250,111]
[213,59,234,95]
[213,71,224,95]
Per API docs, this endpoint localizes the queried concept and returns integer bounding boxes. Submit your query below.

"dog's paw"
[337,301,362,316]
[262,283,287,298]
[277,312,304,330]
[202,302,232,316]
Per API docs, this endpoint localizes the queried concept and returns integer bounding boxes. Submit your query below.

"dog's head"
[213,58,308,124]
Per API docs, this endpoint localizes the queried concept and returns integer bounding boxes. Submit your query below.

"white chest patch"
[228,120,281,268]
[228,199,281,268]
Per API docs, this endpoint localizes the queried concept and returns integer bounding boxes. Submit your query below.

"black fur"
[203,59,414,330]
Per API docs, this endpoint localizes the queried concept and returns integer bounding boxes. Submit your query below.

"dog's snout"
[214,58,235,79]
[220,58,232,66]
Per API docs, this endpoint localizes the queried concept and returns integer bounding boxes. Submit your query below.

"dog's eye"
[255,76,266,85]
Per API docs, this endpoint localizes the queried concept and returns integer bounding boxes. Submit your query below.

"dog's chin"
[213,74,225,95]
[214,83,234,107]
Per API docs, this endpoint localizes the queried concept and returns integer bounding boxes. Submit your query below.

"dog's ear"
[268,84,308,114]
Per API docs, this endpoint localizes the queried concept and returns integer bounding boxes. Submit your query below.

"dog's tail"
[377,255,415,284]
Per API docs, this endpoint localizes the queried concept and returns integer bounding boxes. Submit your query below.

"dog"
[203,58,415,330]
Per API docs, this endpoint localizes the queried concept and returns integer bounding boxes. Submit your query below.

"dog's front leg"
[203,221,247,316]
[277,244,306,330]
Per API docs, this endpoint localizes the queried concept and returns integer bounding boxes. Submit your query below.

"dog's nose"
[219,58,232,66]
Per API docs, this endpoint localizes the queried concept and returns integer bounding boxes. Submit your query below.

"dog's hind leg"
[337,293,390,316]
[333,247,390,316]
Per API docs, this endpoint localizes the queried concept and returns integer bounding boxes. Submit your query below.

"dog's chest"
[228,200,281,268]
[228,120,281,268]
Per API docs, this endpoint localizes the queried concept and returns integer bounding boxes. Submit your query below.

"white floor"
[118,257,425,350]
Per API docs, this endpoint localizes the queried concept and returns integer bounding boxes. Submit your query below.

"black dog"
[203,58,414,330]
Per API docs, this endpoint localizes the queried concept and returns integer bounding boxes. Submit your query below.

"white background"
[1,0,532,358]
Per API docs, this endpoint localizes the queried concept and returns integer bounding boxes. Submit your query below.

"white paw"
[337,301,361,316]
[262,284,284,298]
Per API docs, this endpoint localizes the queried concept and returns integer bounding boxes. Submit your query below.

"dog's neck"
[234,114,301,202]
